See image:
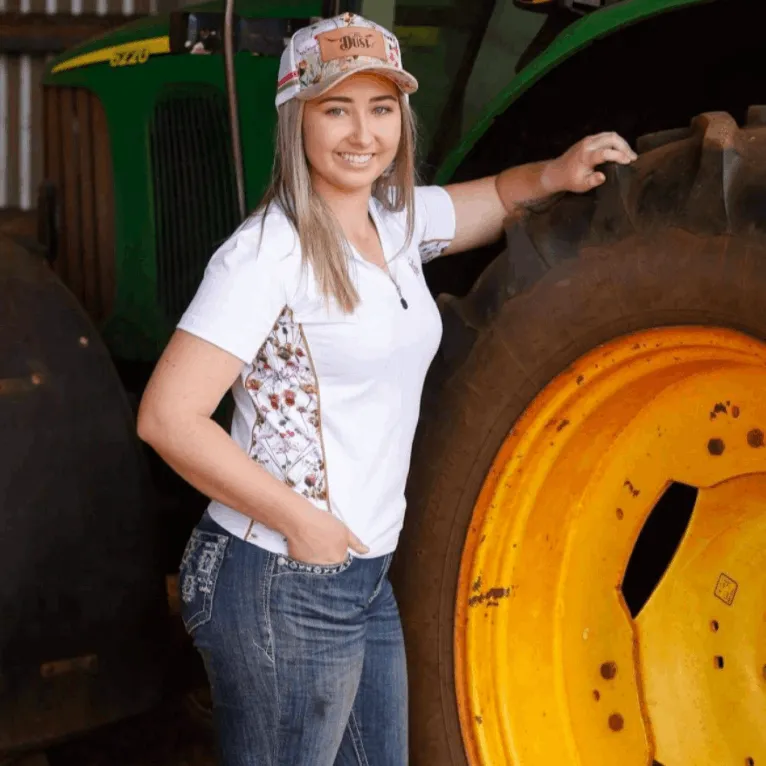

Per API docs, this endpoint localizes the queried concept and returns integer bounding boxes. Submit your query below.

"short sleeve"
[176,210,302,364]
[415,185,456,264]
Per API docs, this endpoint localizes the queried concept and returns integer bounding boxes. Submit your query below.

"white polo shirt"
[177,185,456,558]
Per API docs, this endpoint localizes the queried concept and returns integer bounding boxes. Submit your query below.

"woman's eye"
[326,107,345,116]
[374,106,393,115]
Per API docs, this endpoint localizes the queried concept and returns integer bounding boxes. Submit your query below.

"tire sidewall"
[394,228,766,765]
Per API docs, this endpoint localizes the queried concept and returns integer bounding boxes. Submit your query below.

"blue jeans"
[178,512,408,765]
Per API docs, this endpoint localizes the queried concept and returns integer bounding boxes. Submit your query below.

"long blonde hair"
[255,90,418,313]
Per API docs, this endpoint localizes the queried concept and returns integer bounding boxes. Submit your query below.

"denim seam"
[348,709,370,766]
[270,556,282,766]
[367,553,393,605]
[262,552,276,665]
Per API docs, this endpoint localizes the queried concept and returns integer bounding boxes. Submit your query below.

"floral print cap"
[275,13,418,107]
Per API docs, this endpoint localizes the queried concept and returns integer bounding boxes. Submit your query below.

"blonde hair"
[254,90,418,313]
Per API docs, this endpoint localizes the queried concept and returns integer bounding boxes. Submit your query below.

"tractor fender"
[436,0,712,184]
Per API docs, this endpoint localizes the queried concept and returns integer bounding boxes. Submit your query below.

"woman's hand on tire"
[543,131,638,194]
[285,505,369,565]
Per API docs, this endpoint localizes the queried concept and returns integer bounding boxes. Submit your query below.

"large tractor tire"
[395,110,766,765]
[0,237,169,755]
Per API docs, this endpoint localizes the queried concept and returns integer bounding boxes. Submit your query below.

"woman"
[137,13,636,766]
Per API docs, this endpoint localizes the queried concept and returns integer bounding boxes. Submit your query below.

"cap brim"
[297,64,418,102]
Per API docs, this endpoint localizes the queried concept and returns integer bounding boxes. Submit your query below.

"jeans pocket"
[275,552,353,576]
[179,528,229,633]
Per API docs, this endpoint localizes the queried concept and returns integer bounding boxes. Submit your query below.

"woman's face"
[302,73,402,195]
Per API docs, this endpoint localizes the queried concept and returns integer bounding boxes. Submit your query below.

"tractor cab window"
[392,0,552,174]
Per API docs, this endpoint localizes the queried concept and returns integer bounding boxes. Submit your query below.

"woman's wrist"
[538,157,566,196]
[267,499,313,540]
[495,160,566,216]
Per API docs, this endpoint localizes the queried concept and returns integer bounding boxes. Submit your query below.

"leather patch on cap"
[317,27,386,63]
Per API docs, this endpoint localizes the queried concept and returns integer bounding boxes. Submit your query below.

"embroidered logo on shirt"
[408,255,421,276]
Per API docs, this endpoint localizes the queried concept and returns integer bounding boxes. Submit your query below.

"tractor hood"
[45,0,318,79]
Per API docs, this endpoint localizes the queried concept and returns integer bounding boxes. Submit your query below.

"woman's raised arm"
[442,131,637,256]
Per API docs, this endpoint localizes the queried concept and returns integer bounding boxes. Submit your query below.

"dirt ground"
[47,697,217,766]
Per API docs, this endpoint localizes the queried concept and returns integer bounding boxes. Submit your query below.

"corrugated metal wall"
[0,0,164,211]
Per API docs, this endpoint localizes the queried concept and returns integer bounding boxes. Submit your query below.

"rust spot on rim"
[468,587,511,608]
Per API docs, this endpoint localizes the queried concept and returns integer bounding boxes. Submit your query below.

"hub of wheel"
[456,326,766,765]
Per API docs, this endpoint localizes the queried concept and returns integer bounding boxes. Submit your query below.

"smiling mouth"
[337,152,374,166]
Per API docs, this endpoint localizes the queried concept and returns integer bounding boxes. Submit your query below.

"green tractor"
[2,0,766,762]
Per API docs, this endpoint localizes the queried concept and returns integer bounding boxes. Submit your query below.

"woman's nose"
[350,114,373,146]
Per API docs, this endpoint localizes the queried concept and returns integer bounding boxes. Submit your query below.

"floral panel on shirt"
[419,238,451,264]
[243,307,330,511]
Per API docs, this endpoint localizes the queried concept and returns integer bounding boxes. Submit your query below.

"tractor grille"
[150,85,240,323]
[43,86,116,322]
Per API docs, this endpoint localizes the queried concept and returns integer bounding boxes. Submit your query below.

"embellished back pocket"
[179,529,229,633]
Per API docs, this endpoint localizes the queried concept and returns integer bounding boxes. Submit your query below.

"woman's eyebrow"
[316,94,398,105]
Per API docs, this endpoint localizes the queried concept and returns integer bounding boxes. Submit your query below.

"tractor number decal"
[51,36,170,74]
[110,48,151,67]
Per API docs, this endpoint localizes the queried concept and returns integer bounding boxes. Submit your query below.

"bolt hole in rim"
[456,327,766,765]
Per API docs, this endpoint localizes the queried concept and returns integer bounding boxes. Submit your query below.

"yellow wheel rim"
[456,327,766,765]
